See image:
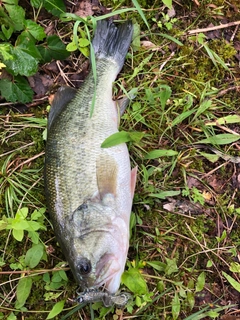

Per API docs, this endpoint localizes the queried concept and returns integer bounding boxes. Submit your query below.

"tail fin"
[92,20,133,71]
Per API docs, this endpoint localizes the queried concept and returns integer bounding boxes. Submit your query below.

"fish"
[44,19,137,295]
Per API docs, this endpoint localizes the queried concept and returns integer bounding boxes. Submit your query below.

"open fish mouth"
[95,252,122,290]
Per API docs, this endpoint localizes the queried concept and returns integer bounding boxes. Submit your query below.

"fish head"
[69,200,129,294]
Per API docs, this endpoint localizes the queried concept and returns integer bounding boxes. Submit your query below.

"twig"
[150,52,175,87]
[0,267,70,275]
[216,85,240,98]
[0,96,48,107]
[230,24,239,41]
[186,20,240,35]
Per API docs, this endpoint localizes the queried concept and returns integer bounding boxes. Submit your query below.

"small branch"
[216,85,240,98]
[0,267,70,275]
[186,20,240,35]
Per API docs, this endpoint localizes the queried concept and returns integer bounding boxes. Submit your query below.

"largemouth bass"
[44,20,136,295]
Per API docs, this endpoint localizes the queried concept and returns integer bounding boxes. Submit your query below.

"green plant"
[0,0,69,103]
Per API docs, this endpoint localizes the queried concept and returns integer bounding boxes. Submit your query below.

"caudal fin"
[92,20,133,72]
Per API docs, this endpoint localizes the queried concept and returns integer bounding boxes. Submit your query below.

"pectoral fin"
[96,154,118,200]
[48,86,77,130]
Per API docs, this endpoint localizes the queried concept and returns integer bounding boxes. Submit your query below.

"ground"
[0,0,240,319]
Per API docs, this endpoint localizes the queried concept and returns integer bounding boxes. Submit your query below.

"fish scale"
[44,20,136,295]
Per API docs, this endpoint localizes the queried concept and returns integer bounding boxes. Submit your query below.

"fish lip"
[94,253,121,291]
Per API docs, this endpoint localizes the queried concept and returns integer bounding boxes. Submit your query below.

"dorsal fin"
[48,86,77,130]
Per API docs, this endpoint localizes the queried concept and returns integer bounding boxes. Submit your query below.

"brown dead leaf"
[163,198,211,215]
[206,175,225,193]
[187,176,202,189]
[28,73,54,98]
[141,40,164,52]
[74,0,106,17]
[206,23,221,39]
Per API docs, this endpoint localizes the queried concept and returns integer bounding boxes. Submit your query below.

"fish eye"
[77,258,92,275]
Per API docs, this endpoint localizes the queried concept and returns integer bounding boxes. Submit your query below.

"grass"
[1,0,240,319]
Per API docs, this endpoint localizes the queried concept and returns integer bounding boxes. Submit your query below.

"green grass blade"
[131,0,150,31]
[159,33,183,46]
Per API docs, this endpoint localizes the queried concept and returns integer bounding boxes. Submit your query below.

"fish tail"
[92,20,133,71]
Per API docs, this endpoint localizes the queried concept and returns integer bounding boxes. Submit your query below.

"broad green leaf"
[4,4,25,31]
[12,228,24,241]
[165,258,178,275]
[25,243,44,268]
[4,46,38,76]
[0,219,8,230]
[145,149,178,159]
[28,231,39,244]
[197,133,240,145]
[30,0,43,8]
[195,272,205,292]
[206,260,213,268]
[187,291,195,310]
[0,77,33,103]
[66,41,78,52]
[206,114,240,126]
[46,300,65,319]
[11,219,29,230]
[132,22,141,51]
[24,20,46,40]
[172,292,180,320]
[31,209,42,220]
[147,261,166,272]
[229,262,240,273]
[44,0,66,17]
[27,220,45,231]
[0,44,13,60]
[2,0,17,4]
[59,270,68,281]
[38,35,70,62]
[16,277,32,308]
[79,38,89,47]
[121,268,148,295]
[162,0,172,9]
[51,271,63,283]
[2,24,14,40]
[16,207,28,220]
[159,85,172,110]
[149,190,181,199]
[216,229,227,242]
[199,152,219,163]
[6,312,16,320]
[79,46,89,57]
[101,131,144,148]
[223,271,240,292]
[157,280,165,292]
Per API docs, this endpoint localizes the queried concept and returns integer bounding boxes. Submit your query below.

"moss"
[209,39,237,62]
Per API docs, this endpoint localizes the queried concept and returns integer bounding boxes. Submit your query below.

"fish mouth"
[94,253,122,293]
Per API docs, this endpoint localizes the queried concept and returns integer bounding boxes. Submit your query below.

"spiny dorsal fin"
[48,86,77,130]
